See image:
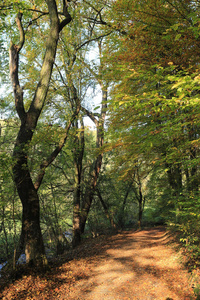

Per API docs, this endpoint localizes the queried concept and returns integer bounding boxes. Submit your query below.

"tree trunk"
[166,163,182,195]
[80,188,95,234]
[188,123,199,192]
[118,182,132,229]
[21,190,47,265]
[72,40,108,243]
[13,136,47,265]
[79,87,107,235]
[72,119,84,247]
[9,1,72,267]
[97,188,116,229]
[132,167,145,229]
[166,163,182,223]
[190,147,199,192]
[78,144,104,236]
[72,203,81,247]
[72,175,82,247]
[138,201,143,229]
[138,183,144,229]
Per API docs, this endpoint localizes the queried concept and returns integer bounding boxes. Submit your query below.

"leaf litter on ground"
[0,227,199,300]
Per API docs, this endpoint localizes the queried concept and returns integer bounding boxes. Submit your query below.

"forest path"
[65,228,196,300]
[1,228,198,300]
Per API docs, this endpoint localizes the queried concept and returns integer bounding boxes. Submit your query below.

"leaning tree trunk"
[9,1,72,267]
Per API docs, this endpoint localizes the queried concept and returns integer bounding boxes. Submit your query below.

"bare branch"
[76,31,112,51]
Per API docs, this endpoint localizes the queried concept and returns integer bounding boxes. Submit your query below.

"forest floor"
[0,227,199,300]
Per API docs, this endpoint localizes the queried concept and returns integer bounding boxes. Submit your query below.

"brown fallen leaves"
[0,227,199,300]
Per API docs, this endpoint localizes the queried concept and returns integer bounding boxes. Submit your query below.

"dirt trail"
[65,228,196,300]
[1,228,198,300]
